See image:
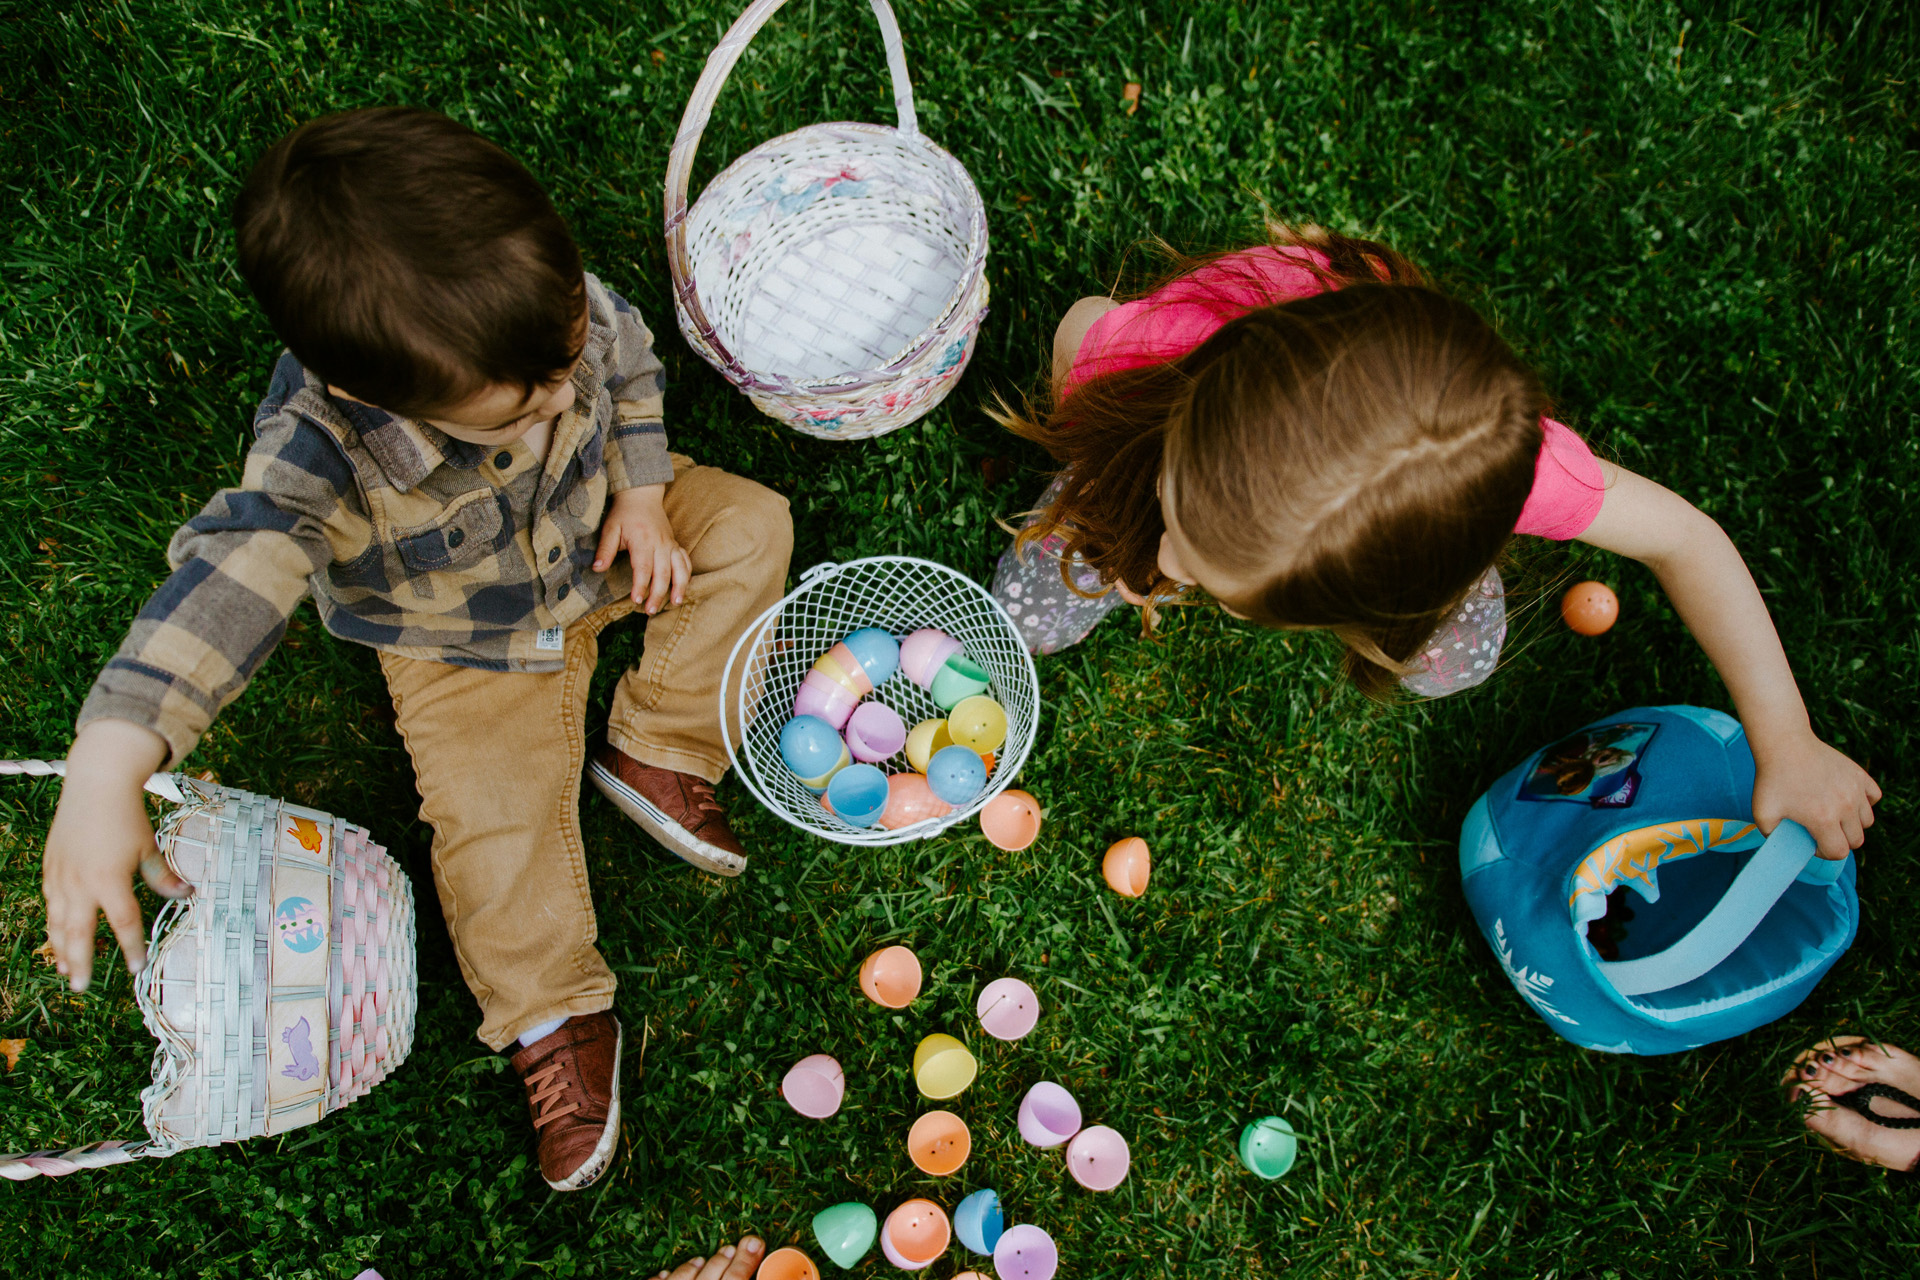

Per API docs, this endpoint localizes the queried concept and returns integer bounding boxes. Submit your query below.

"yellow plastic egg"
[905,718,954,774]
[947,695,1008,755]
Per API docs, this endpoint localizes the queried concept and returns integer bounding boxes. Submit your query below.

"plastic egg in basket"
[721,557,1039,844]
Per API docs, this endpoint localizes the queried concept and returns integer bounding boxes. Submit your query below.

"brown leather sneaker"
[587,742,748,877]
[508,1012,622,1191]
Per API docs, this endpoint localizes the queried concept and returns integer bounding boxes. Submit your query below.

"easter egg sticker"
[275,896,326,954]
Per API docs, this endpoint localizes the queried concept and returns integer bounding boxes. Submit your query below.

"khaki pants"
[379,457,792,1049]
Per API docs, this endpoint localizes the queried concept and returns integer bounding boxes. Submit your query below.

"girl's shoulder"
[1068,246,1334,388]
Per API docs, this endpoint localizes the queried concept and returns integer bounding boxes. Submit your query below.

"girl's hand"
[652,1237,763,1280]
[594,483,690,615]
[1113,578,1149,607]
[1751,730,1880,860]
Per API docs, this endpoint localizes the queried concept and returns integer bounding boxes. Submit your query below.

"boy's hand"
[42,719,187,992]
[594,484,690,615]
[1752,729,1881,860]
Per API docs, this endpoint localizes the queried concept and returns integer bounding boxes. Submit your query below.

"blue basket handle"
[1596,820,1843,997]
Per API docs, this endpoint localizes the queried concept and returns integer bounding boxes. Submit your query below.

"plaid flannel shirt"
[79,274,674,766]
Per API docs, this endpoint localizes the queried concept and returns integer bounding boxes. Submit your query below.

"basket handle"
[0,1139,150,1181]
[664,0,921,371]
[1,758,186,803]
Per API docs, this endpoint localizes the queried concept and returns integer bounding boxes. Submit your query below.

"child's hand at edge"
[594,483,690,615]
[1751,728,1881,860]
[651,1236,762,1280]
[42,719,189,992]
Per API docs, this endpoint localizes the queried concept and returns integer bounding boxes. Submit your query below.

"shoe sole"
[587,760,747,878]
[547,1021,623,1192]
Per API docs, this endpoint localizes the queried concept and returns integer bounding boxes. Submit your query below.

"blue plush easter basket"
[1460,705,1857,1055]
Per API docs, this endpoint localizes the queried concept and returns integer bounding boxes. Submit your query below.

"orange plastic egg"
[859,945,923,1008]
[883,1199,951,1265]
[878,772,953,830]
[1103,837,1151,898]
[979,789,1042,851]
[1562,581,1619,636]
[755,1247,821,1280]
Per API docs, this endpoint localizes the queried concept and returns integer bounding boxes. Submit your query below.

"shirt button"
[557,582,571,600]
[447,528,465,548]
[547,547,561,564]
[494,451,513,469]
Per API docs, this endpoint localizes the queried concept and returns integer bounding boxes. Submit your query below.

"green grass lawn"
[2,0,1916,1275]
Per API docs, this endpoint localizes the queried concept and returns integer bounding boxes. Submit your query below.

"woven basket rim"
[721,557,1040,846]
[681,121,988,392]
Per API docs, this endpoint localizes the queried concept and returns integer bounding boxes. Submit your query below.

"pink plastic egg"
[817,643,874,696]
[878,772,954,830]
[899,628,963,689]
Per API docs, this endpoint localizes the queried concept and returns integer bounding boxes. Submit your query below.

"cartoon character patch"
[280,1017,320,1082]
[1518,722,1658,808]
[274,896,325,954]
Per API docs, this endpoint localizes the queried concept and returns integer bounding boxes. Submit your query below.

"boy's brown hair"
[234,106,585,418]
[1004,225,1546,697]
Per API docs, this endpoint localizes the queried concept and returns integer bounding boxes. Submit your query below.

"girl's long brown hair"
[1001,224,1547,697]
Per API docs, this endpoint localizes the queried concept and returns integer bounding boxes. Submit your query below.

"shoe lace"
[525,1057,581,1129]
[686,778,722,818]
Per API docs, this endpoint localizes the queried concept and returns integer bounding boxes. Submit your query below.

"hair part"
[1003,223,1546,697]
[234,106,586,418]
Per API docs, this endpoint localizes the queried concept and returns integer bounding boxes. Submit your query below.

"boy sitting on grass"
[38,107,793,1191]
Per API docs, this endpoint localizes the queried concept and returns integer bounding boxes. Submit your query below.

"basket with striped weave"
[0,762,416,1179]
[665,0,989,439]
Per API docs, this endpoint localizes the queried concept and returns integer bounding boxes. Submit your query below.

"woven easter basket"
[722,557,1040,846]
[0,762,416,1179]
[665,0,989,439]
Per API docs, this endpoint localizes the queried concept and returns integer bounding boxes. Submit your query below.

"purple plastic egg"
[1065,1124,1130,1191]
[1017,1081,1082,1148]
[793,668,860,730]
[992,1225,1058,1280]
[845,702,908,763]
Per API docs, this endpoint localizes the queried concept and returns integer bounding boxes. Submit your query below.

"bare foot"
[653,1236,764,1280]
[1782,1036,1920,1172]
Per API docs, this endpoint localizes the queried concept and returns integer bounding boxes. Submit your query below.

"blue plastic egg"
[954,1187,1005,1255]
[841,627,901,686]
[927,744,987,806]
[781,715,849,786]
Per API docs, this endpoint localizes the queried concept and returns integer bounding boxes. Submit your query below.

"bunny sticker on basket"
[0,760,417,1180]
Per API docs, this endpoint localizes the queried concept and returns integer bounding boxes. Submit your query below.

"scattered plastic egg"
[953,1189,1005,1256]
[841,627,901,685]
[905,718,955,773]
[859,945,923,1008]
[814,643,873,697]
[975,977,1040,1041]
[811,1202,878,1270]
[907,1109,971,1176]
[926,745,987,806]
[881,1199,951,1268]
[1102,837,1151,898]
[1239,1115,1298,1179]
[780,1054,845,1119]
[781,716,851,793]
[947,695,1008,754]
[929,655,992,711]
[757,1248,821,1280]
[1016,1081,1081,1148]
[899,627,963,688]
[845,701,907,763]
[979,790,1042,851]
[1562,580,1619,636]
[793,668,861,730]
[1066,1124,1131,1191]
[912,1033,978,1099]
[825,763,890,828]
[991,1224,1058,1280]
[878,772,953,830]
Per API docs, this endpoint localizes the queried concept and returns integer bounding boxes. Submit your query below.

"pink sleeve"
[1066,247,1332,390]
[1514,419,1605,540]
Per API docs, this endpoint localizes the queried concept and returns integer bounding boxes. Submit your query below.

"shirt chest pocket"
[392,490,505,576]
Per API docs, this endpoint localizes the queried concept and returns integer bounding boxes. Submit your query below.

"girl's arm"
[1577,461,1880,858]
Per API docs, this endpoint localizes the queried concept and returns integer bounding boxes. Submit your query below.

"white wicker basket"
[722,558,1040,844]
[0,763,416,1179]
[664,0,990,440]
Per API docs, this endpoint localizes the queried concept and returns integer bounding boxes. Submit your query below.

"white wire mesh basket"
[0,763,416,1179]
[664,0,990,440]
[723,557,1040,844]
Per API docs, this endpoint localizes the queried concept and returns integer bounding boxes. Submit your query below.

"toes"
[1804,1090,1920,1172]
